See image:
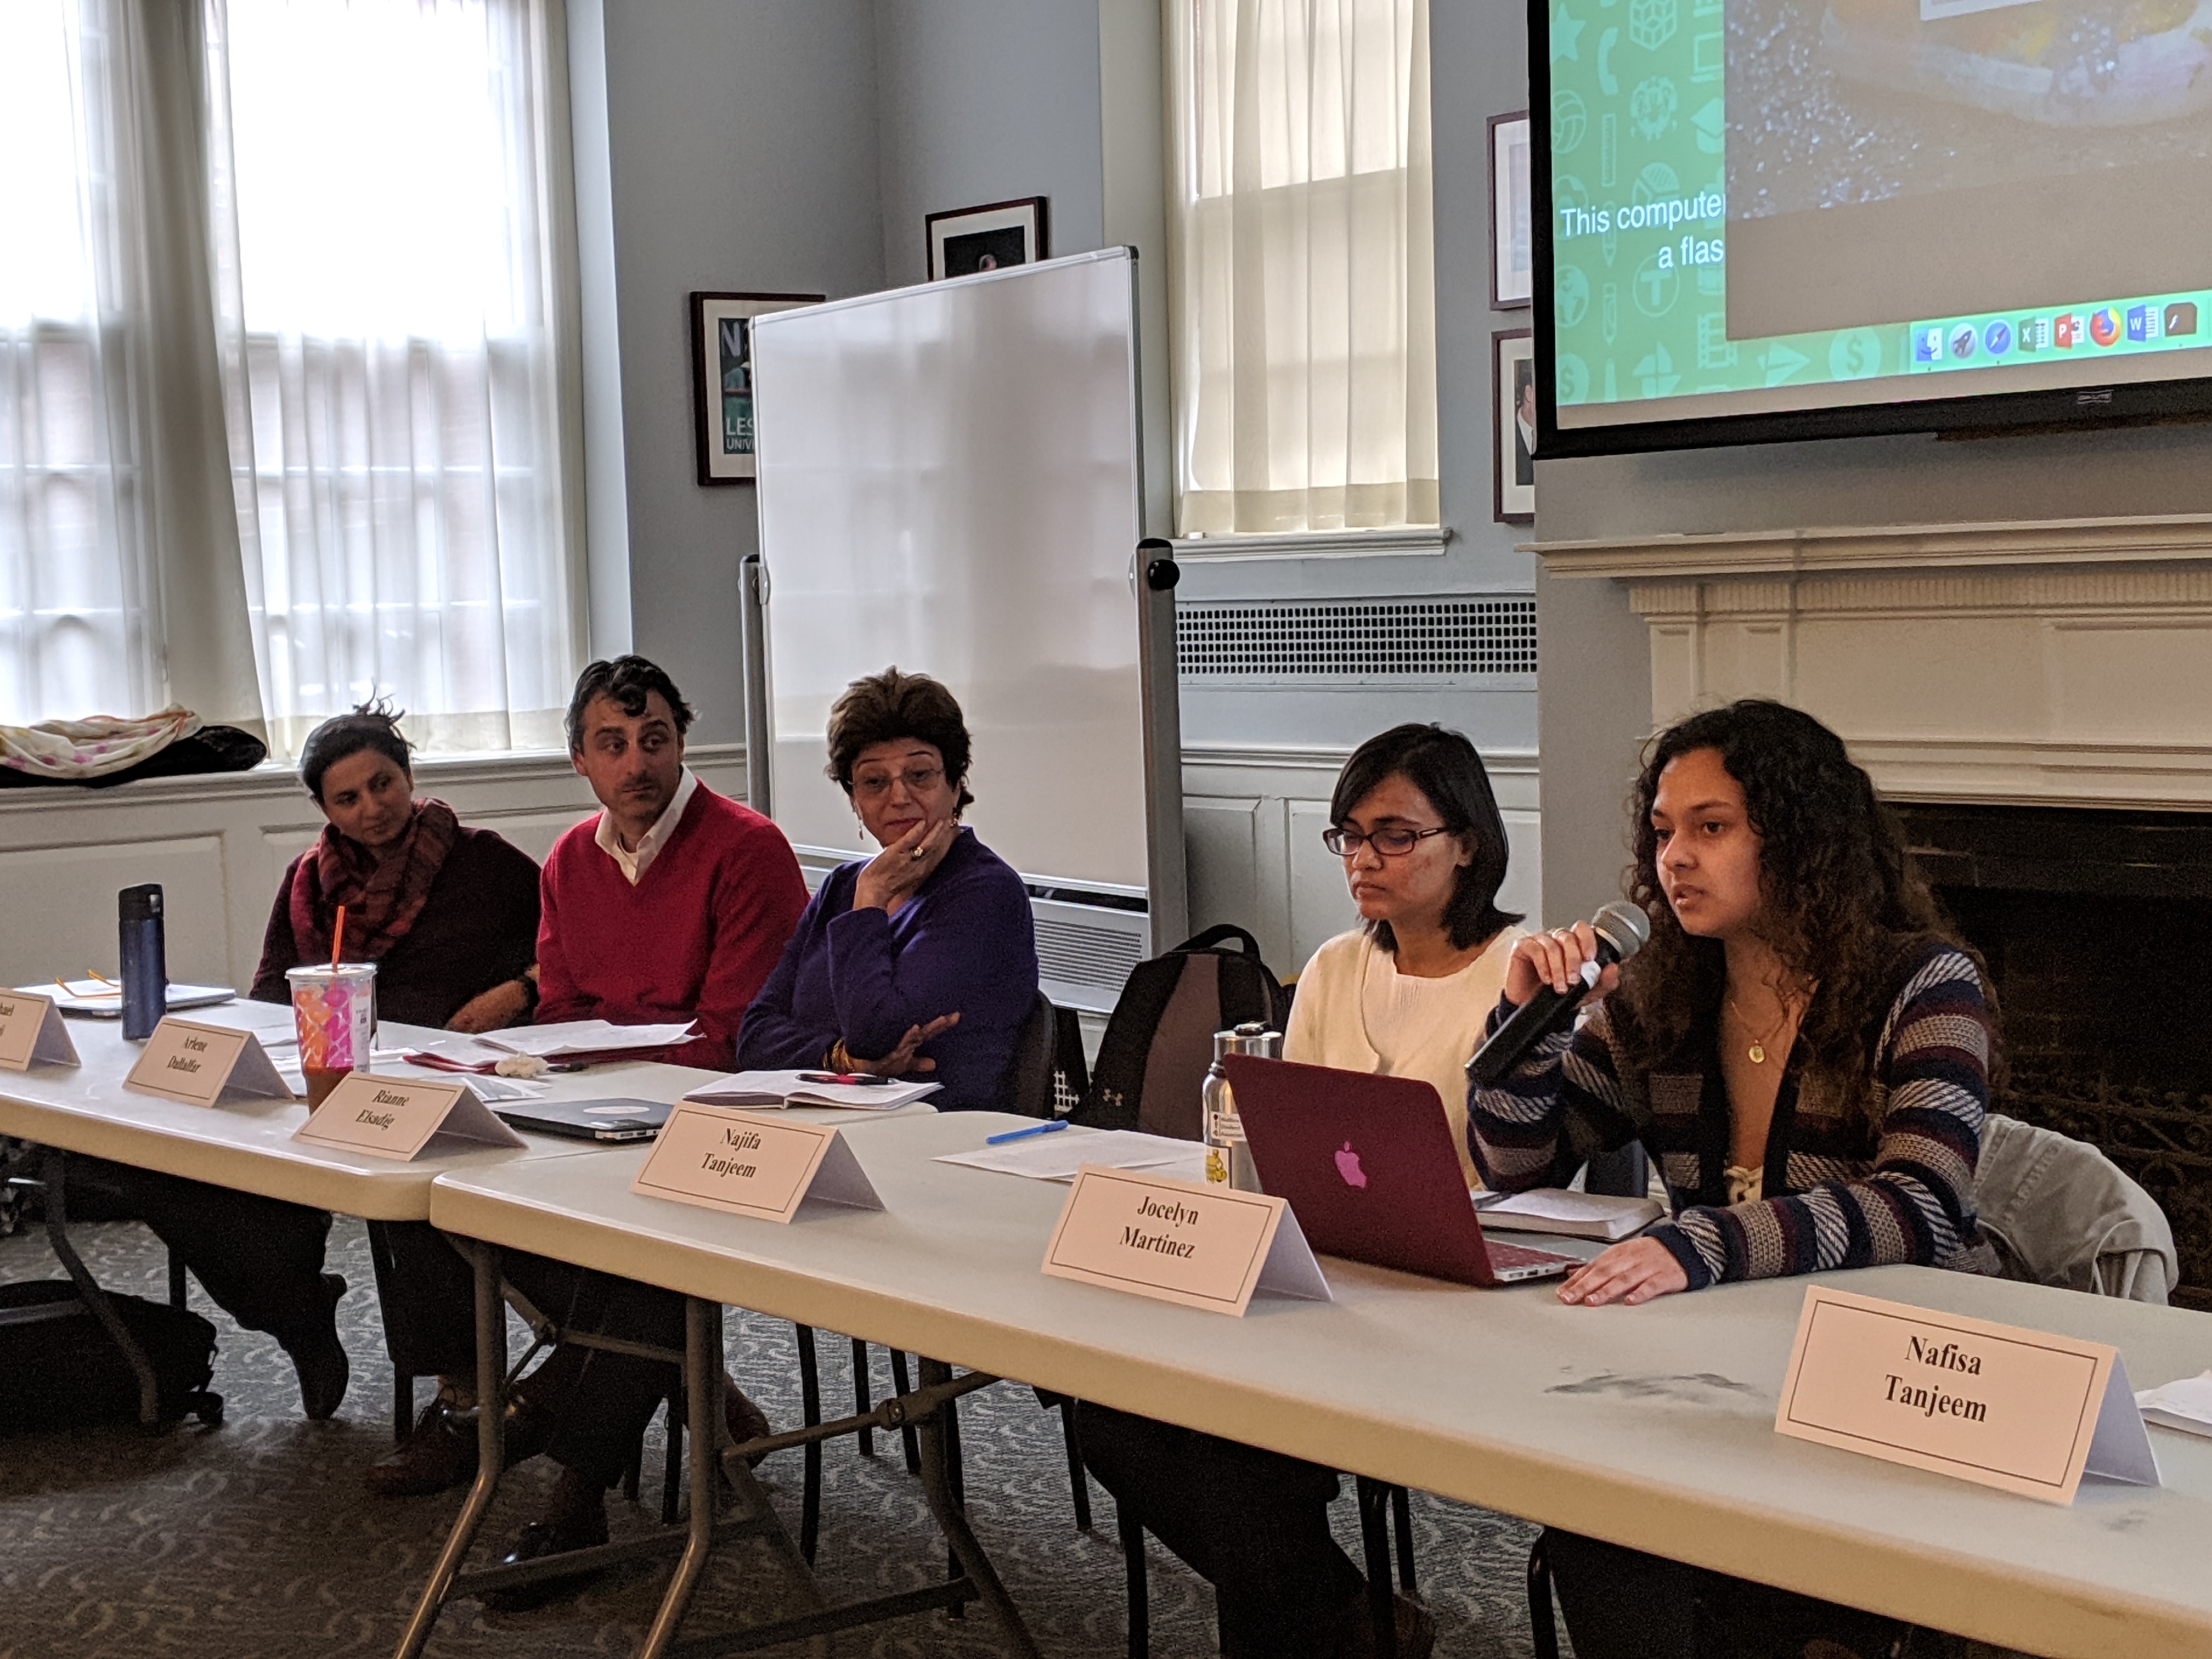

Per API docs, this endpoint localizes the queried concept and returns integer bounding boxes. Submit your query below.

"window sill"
[1170,527,1450,562]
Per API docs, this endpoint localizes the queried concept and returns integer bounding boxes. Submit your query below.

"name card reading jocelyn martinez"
[0,990,78,1072]
[1042,1165,1331,1317]
[294,1072,527,1161]
[123,1017,292,1108]
[1775,1285,2160,1505]
[631,1103,884,1223]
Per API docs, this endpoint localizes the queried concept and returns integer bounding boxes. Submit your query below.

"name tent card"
[123,1017,292,1108]
[294,1072,527,1161]
[1775,1285,2160,1505]
[0,990,78,1071]
[631,1104,884,1223]
[1042,1165,1332,1316]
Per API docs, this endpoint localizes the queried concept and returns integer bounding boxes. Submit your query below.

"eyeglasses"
[1322,825,1453,857]
[852,765,946,799]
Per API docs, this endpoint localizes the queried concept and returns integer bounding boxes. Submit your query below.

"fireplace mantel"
[1536,513,2212,811]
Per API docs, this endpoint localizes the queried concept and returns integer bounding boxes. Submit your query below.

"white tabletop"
[0,997,927,1221]
[427,1111,2212,1659]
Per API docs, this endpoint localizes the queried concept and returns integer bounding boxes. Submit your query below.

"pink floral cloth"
[0,706,202,780]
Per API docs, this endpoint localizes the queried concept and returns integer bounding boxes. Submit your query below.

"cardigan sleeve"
[732,881,842,1071]
[532,842,591,1026]
[1651,946,1992,1291]
[821,849,1031,1063]
[664,815,809,1070]
[1465,994,1648,1194]
[249,857,305,1005]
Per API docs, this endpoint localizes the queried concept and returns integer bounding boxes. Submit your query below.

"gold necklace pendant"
[1747,1040,1766,1064]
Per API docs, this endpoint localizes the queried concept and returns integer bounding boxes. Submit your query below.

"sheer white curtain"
[206,0,584,755]
[1169,0,1438,538]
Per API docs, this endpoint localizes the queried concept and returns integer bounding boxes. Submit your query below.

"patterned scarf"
[287,798,461,964]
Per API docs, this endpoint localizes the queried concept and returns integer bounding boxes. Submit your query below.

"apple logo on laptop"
[1334,1142,1368,1189]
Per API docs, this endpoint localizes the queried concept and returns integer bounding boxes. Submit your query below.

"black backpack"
[1075,924,1293,1139]
[0,1282,223,1434]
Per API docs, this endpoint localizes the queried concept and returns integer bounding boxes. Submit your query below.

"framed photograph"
[1489,111,1532,309]
[689,290,823,484]
[1494,329,1536,523]
[926,196,1050,281]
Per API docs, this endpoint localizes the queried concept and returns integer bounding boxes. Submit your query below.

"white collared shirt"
[594,766,699,886]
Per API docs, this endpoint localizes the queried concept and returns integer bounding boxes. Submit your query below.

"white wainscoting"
[0,740,1542,1005]
[1180,744,1543,980]
[0,744,748,994]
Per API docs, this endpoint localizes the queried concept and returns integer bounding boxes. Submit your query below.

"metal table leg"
[41,1149,163,1429]
[637,1299,725,1659]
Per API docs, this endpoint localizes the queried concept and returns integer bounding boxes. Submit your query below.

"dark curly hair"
[1329,723,1523,953]
[1612,700,1989,1103]
[566,656,695,753]
[300,700,413,802]
[825,668,975,814]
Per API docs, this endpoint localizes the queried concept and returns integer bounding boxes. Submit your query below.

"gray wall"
[873,0,1107,288]
[585,0,887,745]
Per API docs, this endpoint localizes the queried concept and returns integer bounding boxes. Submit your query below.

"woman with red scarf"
[79,706,540,1421]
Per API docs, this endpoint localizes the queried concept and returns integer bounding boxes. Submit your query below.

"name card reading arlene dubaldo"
[0,990,78,1073]
[1041,1165,1332,1316]
[294,1071,527,1161]
[123,1017,292,1108]
[1775,1284,2161,1504]
[630,1103,884,1223]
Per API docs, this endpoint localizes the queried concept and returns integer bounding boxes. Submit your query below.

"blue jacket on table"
[735,826,1040,1109]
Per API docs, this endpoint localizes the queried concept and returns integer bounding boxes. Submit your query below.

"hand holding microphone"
[1466,900,1649,1087]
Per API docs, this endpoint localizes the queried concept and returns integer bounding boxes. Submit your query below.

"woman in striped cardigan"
[1469,699,1998,1659]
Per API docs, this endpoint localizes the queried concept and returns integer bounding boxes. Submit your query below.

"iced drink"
[287,963,377,1106]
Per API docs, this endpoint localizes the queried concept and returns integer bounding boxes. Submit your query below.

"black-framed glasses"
[1322,825,1453,857]
[852,765,946,799]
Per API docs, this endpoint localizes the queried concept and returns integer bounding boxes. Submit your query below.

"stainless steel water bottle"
[1203,1020,1280,1190]
[119,883,166,1040]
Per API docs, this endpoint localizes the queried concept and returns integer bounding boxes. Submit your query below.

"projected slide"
[1545,0,2212,428]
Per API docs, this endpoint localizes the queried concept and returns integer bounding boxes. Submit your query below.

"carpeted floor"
[0,1215,1559,1658]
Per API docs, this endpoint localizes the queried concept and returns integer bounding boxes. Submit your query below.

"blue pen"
[985,1119,1070,1145]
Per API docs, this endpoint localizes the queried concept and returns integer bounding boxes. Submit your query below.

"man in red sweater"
[537,654,806,1069]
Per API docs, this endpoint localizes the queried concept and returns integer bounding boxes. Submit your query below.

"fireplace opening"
[1897,803,2212,1311]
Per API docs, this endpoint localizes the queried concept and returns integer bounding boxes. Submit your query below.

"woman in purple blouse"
[737,668,1039,1109]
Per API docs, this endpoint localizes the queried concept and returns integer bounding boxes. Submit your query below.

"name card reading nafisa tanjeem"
[1041,1165,1331,1316]
[123,1017,293,1108]
[0,990,78,1072]
[1775,1284,2160,1504]
[630,1103,884,1223]
[294,1071,527,1162]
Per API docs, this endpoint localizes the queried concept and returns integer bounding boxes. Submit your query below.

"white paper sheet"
[938,1128,1196,1182]
[478,1020,697,1058]
[682,1069,941,1111]
[2136,1370,2212,1440]
[1476,1188,1666,1241]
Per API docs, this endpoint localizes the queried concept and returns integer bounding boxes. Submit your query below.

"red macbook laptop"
[1222,1054,1583,1287]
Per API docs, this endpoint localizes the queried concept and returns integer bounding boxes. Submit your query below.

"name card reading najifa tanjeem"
[0,990,78,1072]
[294,1072,526,1162]
[123,1017,293,1108]
[1775,1284,2161,1504]
[1042,1165,1332,1316]
[631,1103,884,1223]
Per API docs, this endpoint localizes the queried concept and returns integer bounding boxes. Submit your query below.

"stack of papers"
[936,1128,1201,1182]
[2136,1370,2212,1439]
[17,980,235,1017]
[683,1069,940,1111]
[1474,1188,1665,1242]
[407,1020,698,1071]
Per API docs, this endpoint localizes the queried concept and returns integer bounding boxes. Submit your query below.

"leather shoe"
[283,1273,349,1421]
[483,1492,609,1611]
[364,1384,562,1497]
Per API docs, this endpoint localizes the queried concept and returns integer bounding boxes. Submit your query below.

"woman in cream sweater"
[1285,721,1526,1186]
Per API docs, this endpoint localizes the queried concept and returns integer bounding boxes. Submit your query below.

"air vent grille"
[1176,597,1537,679]
[1035,914,1147,992]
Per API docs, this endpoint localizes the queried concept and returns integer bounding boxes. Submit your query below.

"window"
[1168,0,1439,540]
[0,0,581,753]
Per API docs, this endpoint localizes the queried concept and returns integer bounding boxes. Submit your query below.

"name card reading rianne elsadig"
[123,1017,292,1108]
[0,990,78,1072]
[1775,1284,2160,1505]
[631,1103,884,1223]
[1042,1165,1332,1317]
[294,1072,527,1162]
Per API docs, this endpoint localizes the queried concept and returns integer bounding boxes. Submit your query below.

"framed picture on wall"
[1494,329,1536,523]
[926,196,1050,281]
[689,290,824,484]
[1489,111,1532,309]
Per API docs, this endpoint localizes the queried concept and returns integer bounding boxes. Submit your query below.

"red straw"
[331,904,347,968]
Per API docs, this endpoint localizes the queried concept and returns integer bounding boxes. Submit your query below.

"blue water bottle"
[119,883,166,1041]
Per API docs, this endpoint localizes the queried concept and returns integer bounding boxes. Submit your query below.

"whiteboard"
[749,250,1164,900]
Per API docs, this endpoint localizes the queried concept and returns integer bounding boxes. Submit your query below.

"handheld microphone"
[1464,900,1649,1088]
